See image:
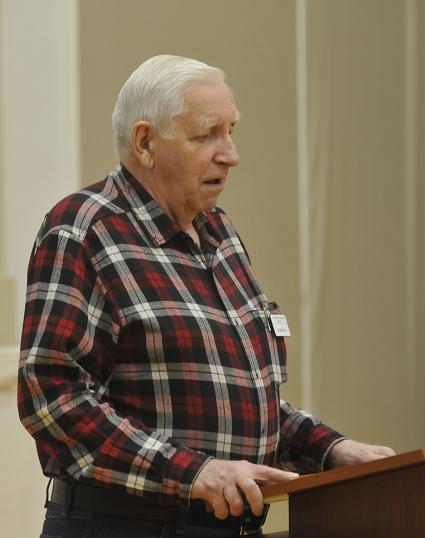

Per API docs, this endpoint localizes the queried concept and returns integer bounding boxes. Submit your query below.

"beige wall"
[418,0,425,426]
[0,0,424,535]
[79,0,303,410]
[79,1,297,531]
[304,0,425,452]
[79,0,424,447]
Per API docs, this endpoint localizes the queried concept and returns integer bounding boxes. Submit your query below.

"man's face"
[151,81,240,224]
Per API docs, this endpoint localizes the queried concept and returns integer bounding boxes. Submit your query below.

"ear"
[131,121,154,168]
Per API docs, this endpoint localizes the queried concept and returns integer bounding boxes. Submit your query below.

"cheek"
[163,146,213,187]
[192,152,214,175]
[180,157,210,185]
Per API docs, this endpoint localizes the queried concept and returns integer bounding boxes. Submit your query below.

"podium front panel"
[289,463,425,538]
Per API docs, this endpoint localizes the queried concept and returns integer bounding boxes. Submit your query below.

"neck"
[185,222,200,247]
[121,157,197,234]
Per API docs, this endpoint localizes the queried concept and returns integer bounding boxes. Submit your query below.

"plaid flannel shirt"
[18,164,343,507]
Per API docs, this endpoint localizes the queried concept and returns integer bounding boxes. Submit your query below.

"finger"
[223,484,245,517]
[364,452,384,462]
[374,446,395,457]
[253,464,299,483]
[211,495,230,520]
[237,479,263,517]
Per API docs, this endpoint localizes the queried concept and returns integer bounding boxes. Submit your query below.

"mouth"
[203,178,223,186]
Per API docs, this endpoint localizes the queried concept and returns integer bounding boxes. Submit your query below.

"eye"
[194,132,215,143]
[196,134,209,142]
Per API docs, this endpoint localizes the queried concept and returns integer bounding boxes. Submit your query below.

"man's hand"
[191,459,299,520]
[328,439,395,468]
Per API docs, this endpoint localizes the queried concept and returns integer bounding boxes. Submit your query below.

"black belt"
[49,479,268,535]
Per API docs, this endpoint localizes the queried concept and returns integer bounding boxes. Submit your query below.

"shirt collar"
[113,163,223,248]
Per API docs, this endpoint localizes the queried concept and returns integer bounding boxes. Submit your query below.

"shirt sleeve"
[18,227,209,506]
[278,399,347,474]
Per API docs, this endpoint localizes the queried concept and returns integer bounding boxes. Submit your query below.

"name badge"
[270,314,291,337]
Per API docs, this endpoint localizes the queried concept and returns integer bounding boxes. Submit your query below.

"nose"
[214,136,240,168]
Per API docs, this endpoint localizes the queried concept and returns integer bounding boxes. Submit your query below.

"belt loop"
[44,478,53,508]
[60,480,75,517]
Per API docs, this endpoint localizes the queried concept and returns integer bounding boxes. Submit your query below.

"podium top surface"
[261,448,425,503]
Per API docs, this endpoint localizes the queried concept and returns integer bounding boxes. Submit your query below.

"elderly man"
[18,55,393,538]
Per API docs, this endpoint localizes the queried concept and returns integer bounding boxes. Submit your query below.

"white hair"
[112,54,225,150]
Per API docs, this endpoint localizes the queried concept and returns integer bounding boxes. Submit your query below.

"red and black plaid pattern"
[18,164,343,507]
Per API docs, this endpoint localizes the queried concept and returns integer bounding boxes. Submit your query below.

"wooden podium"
[261,449,425,538]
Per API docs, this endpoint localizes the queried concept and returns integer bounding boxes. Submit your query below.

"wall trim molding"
[295,0,312,411]
[404,0,418,443]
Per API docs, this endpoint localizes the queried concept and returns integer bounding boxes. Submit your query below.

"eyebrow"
[198,111,241,130]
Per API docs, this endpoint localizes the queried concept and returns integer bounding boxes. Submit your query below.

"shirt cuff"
[320,436,349,471]
[161,447,211,507]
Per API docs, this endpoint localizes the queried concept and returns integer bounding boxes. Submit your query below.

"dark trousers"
[41,502,264,537]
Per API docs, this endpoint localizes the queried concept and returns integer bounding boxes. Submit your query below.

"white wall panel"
[1,0,80,337]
